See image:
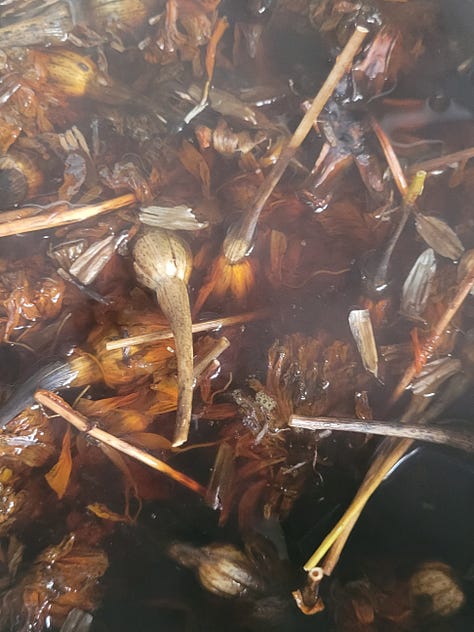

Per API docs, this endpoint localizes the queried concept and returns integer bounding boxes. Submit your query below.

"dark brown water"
[0,1,473,631]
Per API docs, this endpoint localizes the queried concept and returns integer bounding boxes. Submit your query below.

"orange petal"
[45,428,72,499]
[87,503,132,523]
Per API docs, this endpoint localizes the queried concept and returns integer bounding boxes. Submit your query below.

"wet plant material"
[0,0,474,630]
[0,533,108,632]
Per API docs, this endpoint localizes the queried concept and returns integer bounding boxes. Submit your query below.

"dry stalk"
[183,16,228,124]
[105,308,270,351]
[319,438,413,575]
[193,337,230,379]
[304,437,412,572]
[389,256,474,406]
[303,257,474,574]
[133,228,194,447]
[370,115,408,197]
[409,147,474,174]
[223,25,369,264]
[289,415,474,453]
[292,567,325,615]
[35,389,206,496]
[0,193,136,237]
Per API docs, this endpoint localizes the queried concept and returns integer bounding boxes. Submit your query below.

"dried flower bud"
[409,561,465,619]
[85,0,157,40]
[133,228,193,446]
[167,542,266,599]
[0,150,45,209]
[32,48,136,104]
[0,3,73,48]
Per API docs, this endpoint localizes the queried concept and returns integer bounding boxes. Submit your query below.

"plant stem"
[303,256,474,573]
[389,257,474,407]
[289,415,474,453]
[409,147,474,174]
[223,25,369,264]
[0,193,136,237]
[105,308,270,350]
[370,116,408,197]
[35,389,206,496]
[303,437,412,572]
[193,337,230,379]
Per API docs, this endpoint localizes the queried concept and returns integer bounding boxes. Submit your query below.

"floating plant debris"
[400,248,437,322]
[348,309,379,379]
[414,213,465,261]
[0,1,473,630]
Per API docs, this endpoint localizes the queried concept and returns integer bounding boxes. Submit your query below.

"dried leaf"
[6,536,24,581]
[187,84,261,128]
[101,409,152,436]
[348,309,379,378]
[0,407,55,467]
[87,503,132,524]
[179,140,211,198]
[352,27,401,99]
[45,428,72,499]
[0,534,108,631]
[401,248,436,321]
[238,479,268,531]
[99,444,141,521]
[125,432,173,451]
[0,468,13,484]
[205,17,228,79]
[410,357,462,396]
[355,391,373,421]
[59,608,93,632]
[139,204,208,230]
[148,377,179,414]
[206,442,235,511]
[0,478,27,535]
[100,444,137,495]
[69,234,123,285]
[77,393,140,416]
[415,214,464,260]
[58,152,88,200]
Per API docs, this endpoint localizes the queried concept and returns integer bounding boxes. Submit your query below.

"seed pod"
[0,3,73,48]
[0,149,46,209]
[409,561,465,618]
[415,213,464,260]
[0,0,156,50]
[32,48,135,103]
[167,542,266,599]
[401,248,436,322]
[133,228,193,446]
[84,0,157,40]
[348,309,379,378]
